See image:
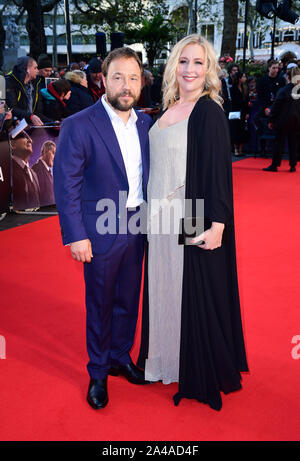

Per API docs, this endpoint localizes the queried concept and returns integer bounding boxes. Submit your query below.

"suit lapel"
[89,100,128,182]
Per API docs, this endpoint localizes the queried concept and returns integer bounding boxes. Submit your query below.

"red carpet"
[0,157,300,441]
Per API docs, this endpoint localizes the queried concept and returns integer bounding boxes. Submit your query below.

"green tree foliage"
[170,5,189,41]
[124,14,174,67]
[73,0,169,32]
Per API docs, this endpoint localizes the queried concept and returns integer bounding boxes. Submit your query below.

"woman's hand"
[190,222,225,250]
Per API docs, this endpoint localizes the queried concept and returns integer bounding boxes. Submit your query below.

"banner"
[0,131,10,213]
[10,126,60,211]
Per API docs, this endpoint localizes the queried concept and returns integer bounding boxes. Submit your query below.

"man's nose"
[122,77,131,89]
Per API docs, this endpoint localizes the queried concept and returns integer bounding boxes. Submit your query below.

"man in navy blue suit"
[53,48,152,410]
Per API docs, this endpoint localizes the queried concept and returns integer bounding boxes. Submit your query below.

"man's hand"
[70,239,93,263]
[30,115,43,126]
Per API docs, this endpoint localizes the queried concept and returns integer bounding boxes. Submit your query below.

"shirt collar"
[13,155,29,170]
[40,158,51,171]
[101,94,137,126]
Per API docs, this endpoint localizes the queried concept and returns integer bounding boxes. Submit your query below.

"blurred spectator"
[256,60,286,113]
[248,76,258,103]
[255,60,286,155]
[0,101,13,132]
[65,70,94,114]
[86,57,105,102]
[5,56,51,126]
[69,62,80,71]
[218,57,228,78]
[32,140,56,206]
[59,67,68,78]
[221,63,240,116]
[10,131,40,210]
[263,66,300,173]
[136,68,154,108]
[247,76,260,154]
[52,67,60,78]
[151,64,164,106]
[143,69,154,107]
[37,54,52,89]
[79,60,87,70]
[229,71,250,156]
[41,78,72,121]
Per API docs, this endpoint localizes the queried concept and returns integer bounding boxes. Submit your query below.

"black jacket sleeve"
[187,99,233,225]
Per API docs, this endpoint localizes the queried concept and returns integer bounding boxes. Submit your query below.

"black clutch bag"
[178,217,205,246]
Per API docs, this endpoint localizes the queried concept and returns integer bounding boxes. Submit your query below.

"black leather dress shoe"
[263,164,277,172]
[87,377,108,410]
[290,166,296,172]
[109,361,151,385]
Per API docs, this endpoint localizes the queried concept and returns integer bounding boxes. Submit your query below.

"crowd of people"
[3,36,299,413]
[1,51,300,210]
[3,54,164,128]
[219,58,300,172]
[3,53,300,165]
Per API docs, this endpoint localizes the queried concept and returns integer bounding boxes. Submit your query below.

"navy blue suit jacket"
[53,99,151,254]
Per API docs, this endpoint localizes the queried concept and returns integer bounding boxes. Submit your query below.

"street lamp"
[255,0,299,60]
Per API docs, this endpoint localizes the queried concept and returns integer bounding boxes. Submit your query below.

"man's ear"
[102,75,107,90]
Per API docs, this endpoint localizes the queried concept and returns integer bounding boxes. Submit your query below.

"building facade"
[2,0,300,66]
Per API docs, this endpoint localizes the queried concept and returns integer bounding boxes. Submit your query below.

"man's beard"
[106,89,138,111]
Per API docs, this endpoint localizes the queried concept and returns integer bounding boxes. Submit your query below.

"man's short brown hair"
[101,47,143,77]
[268,59,279,69]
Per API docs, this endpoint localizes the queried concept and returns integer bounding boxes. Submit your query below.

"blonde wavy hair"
[65,70,86,85]
[162,34,223,110]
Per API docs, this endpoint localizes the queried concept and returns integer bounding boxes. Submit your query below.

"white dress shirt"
[40,158,52,173]
[101,94,143,208]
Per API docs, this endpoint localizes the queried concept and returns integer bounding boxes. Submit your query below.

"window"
[72,35,84,45]
[57,34,66,45]
[57,15,65,25]
[46,35,54,45]
[200,25,214,45]
[20,36,30,46]
[44,14,52,26]
[236,33,243,49]
[19,15,27,26]
[283,29,296,42]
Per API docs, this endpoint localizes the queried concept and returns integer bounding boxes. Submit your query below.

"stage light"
[276,0,299,24]
[256,0,277,19]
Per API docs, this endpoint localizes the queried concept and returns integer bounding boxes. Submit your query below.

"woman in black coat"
[138,34,248,411]
[65,70,94,115]
[229,71,250,156]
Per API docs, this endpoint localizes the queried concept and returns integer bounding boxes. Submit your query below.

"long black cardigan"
[138,95,249,411]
